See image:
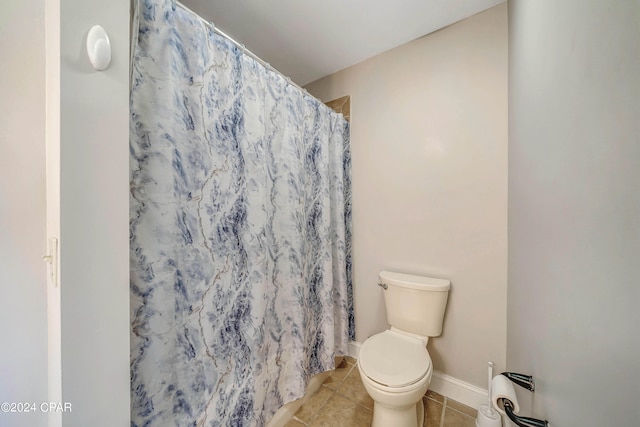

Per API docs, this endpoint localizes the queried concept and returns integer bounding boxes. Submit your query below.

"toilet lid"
[359,330,431,388]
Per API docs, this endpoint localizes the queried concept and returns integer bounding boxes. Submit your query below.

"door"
[507,1,640,425]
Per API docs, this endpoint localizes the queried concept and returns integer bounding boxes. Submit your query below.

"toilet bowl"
[358,330,433,427]
[359,271,450,427]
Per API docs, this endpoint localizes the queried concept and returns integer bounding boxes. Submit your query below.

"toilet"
[357,271,450,427]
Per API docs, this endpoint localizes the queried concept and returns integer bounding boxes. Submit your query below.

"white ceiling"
[180,0,505,86]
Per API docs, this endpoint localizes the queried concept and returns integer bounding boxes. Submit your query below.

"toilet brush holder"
[476,403,502,427]
[477,362,502,427]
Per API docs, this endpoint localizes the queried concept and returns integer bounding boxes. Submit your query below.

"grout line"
[439,397,447,427]
[291,415,307,426]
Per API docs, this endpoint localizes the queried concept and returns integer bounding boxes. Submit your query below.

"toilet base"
[371,398,424,427]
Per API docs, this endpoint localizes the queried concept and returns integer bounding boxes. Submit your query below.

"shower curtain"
[129,1,352,426]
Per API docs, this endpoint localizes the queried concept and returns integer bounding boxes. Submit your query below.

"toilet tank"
[380,271,450,337]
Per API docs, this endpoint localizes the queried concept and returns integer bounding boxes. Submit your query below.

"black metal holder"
[499,371,549,426]
[503,400,549,427]
[500,372,535,392]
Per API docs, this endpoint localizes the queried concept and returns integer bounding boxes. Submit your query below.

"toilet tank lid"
[379,271,450,291]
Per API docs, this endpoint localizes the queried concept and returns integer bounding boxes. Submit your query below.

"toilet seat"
[359,330,431,388]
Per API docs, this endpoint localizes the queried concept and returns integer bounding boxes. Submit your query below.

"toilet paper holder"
[501,372,535,392]
[503,400,549,427]
[500,372,549,427]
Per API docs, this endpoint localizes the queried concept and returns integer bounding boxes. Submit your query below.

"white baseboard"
[348,340,361,359]
[349,340,487,410]
[429,370,488,409]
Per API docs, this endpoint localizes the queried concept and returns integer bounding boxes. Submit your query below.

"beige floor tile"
[308,394,373,427]
[425,389,445,404]
[343,356,357,366]
[323,360,353,391]
[293,386,334,423]
[334,367,374,410]
[294,368,479,427]
[423,396,444,427]
[442,406,476,427]
[446,399,477,418]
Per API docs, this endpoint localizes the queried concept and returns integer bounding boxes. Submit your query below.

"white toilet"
[357,271,450,427]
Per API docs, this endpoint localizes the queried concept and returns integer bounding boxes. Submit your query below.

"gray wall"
[508,1,640,425]
[0,1,48,426]
[59,0,131,425]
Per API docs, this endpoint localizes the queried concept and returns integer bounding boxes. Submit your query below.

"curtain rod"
[175,1,309,95]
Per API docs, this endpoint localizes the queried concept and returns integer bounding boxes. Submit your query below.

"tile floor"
[284,357,478,427]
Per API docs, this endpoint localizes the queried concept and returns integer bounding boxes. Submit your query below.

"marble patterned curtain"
[129,1,353,426]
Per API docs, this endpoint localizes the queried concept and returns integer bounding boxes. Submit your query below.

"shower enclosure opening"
[129,0,353,425]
